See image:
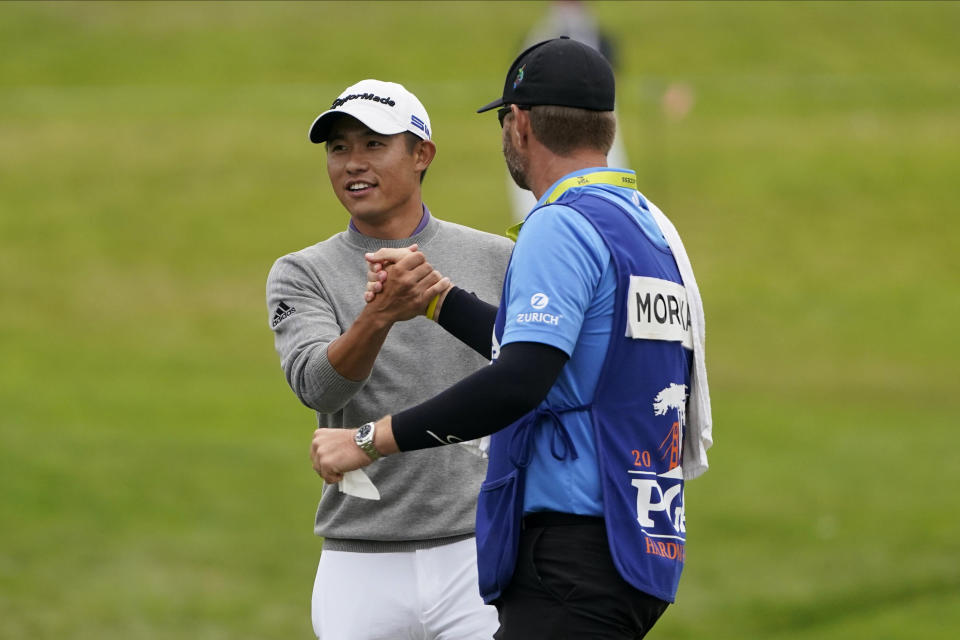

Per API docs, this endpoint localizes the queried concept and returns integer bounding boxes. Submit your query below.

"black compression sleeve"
[436,286,498,358]
[391,341,569,451]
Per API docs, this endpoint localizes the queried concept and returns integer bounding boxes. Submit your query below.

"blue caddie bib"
[476,188,693,604]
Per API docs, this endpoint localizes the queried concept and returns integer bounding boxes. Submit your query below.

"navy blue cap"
[477,37,615,113]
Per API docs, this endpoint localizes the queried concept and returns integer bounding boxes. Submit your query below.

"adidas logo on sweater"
[272,301,296,327]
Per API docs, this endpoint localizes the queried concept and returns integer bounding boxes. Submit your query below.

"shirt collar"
[506,168,638,241]
[348,203,431,236]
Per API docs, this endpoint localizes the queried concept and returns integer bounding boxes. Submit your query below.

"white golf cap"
[308,79,432,143]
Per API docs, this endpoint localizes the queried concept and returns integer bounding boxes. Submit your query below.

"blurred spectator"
[507,0,630,220]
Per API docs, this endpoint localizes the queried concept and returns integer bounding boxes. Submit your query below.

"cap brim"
[308,104,408,144]
[476,97,505,114]
[308,110,342,143]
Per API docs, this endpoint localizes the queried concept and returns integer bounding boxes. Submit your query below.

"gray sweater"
[267,214,513,551]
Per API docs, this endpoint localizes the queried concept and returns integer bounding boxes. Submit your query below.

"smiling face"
[325,115,430,234]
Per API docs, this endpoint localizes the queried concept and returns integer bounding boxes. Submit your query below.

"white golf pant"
[311,536,498,640]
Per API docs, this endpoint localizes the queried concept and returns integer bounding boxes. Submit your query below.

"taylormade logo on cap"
[309,79,432,144]
[330,93,397,109]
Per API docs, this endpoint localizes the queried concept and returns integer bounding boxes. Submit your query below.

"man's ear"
[512,105,531,149]
[414,139,436,173]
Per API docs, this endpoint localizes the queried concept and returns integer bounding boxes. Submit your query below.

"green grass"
[1,1,958,638]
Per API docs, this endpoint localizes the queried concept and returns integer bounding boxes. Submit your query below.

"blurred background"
[1,1,958,638]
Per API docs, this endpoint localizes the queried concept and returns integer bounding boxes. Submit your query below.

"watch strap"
[355,422,382,461]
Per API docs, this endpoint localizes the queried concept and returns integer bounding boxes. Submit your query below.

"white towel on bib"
[646,199,714,480]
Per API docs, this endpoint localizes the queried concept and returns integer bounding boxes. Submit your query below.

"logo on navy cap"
[513,65,526,89]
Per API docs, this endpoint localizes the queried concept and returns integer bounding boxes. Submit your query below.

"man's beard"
[502,128,530,191]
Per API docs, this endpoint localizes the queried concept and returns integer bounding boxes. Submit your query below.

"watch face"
[356,424,372,440]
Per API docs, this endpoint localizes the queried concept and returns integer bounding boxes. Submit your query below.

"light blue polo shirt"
[499,168,672,517]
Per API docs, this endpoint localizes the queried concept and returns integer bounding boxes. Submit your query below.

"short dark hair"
[528,105,616,157]
[404,132,428,184]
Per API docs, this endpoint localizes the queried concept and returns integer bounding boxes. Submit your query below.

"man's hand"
[364,246,452,319]
[310,428,372,484]
[364,245,414,303]
[324,247,448,383]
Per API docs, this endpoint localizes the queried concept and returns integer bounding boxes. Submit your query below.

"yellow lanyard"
[505,170,638,241]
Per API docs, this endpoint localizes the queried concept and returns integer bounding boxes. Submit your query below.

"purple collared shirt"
[348,204,431,236]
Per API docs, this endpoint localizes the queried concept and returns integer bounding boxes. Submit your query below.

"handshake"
[362,244,452,321]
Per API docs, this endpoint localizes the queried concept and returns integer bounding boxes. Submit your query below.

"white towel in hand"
[340,469,381,500]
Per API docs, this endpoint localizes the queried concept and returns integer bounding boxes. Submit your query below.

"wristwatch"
[354,422,382,461]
